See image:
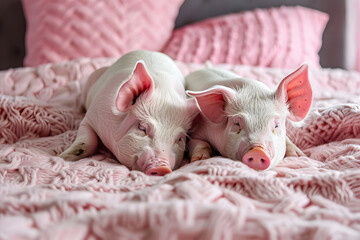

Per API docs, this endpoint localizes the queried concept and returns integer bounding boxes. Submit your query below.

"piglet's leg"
[189,139,212,162]
[59,121,98,161]
[285,137,306,157]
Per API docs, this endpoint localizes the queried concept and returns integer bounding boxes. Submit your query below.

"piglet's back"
[84,50,185,110]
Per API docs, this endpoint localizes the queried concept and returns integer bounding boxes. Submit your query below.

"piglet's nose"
[242,147,270,170]
[146,166,172,176]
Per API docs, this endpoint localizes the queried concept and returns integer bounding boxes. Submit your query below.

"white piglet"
[59,50,197,176]
[185,65,312,170]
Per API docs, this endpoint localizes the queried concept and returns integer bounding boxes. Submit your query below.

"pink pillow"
[22,0,184,67]
[162,6,329,68]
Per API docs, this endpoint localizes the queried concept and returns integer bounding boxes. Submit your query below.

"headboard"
[0,0,26,70]
[0,0,347,70]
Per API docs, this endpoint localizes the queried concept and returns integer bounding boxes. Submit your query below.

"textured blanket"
[1,58,360,240]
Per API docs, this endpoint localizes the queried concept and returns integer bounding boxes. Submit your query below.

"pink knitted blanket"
[1,58,360,239]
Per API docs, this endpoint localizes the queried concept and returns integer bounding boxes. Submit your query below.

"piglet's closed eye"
[275,64,312,122]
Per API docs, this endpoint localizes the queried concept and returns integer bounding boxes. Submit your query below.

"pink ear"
[115,61,154,112]
[186,86,236,123]
[186,98,201,120]
[276,64,312,122]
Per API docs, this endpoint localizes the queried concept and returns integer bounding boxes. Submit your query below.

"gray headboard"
[0,0,26,70]
[0,0,347,70]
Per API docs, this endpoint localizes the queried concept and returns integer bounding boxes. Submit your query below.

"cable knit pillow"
[162,6,329,68]
[22,0,183,67]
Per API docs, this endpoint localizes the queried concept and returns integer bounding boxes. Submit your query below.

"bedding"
[163,6,329,69]
[1,58,360,239]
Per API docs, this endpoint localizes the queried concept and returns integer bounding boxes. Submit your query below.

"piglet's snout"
[143,158,172,176]
[138,150,173,176]
[146,165,172,176]
[242,147,270,170]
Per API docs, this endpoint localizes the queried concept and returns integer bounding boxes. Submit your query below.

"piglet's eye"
[272,122,280,134]
[235,123,242,134]
[177,134,186,145]
[231,118,242,134]
[233,117,242,128]
[138,123,147,134]
[178,135,186,143]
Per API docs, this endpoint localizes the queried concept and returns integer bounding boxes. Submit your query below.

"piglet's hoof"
[190,147,212,162]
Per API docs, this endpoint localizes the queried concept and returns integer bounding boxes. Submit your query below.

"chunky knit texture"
[22,0,183,66]
[1,59,360,239]
[163,6,329,69]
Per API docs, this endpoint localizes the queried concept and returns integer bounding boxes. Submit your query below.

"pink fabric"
[1,59,360,239]
[22,0,183,67]
[162,6,329,69]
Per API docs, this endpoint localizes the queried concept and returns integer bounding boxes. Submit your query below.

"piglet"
[59,50,197,176]
[185,64,312,170]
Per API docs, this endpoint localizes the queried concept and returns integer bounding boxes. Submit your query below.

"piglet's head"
[113,61,196,176]
[187,64,312,170]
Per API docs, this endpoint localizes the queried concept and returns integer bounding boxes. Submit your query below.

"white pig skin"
[59,50,197,175]
[186,65,312,170]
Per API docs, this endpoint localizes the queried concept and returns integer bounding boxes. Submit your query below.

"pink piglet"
[59,50,198,176]
[185,64,312,170]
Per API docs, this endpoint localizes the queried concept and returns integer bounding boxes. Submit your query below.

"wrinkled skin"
[59,50,197,176]
[185,65,312,170]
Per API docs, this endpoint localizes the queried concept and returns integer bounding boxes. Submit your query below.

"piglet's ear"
[186,86,236,123]
[275,64,312,122]
[186,98,201,120]
[115,60,154,112]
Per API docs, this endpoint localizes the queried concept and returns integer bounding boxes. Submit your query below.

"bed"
[1,0,360,239]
